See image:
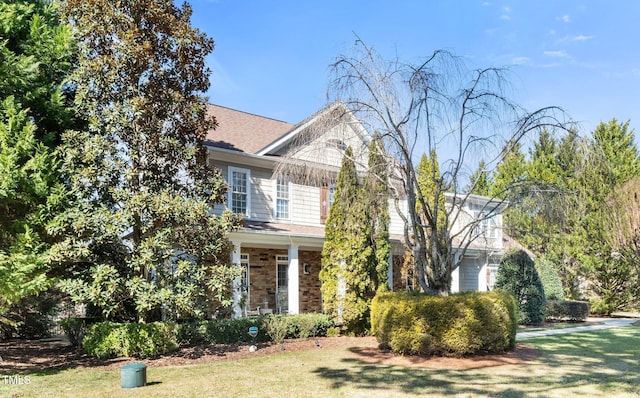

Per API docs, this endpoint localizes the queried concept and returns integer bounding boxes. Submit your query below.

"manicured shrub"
[285,313,333,339]
[545,300,590,322]
[370,290,518,357]
[495,249,546,324]
[176,313,333,346]
[176,317,269,345]
[83,322,178,358]
[535,257,564,300]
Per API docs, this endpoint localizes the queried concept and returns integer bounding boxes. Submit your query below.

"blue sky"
[188,0,640,138]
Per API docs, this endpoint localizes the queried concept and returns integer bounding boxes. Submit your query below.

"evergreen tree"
[576,119,640,311]
[495,249,546,325]
[415,150,449,292]
[490,139,526,200]
[0,0,76,325]
[467,160,492,196]
[364,133,390,291]
[51,0,239,321]
[320,147,374,334]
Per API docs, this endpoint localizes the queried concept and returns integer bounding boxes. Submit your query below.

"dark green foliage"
[535,257,564,300]
[53,0,240,321]
[495,249,546,324]
[175,313,333,346]
[83,322,178,358]
[545,300,590,322]
[364,133,391,292]
[60,317,87,346]
[370,291,518,357]
[176,317,270,345]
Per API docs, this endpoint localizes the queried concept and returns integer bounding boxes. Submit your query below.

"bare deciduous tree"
[281,39,571,295]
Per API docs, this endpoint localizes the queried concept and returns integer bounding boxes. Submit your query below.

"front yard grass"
[2,326,639,397]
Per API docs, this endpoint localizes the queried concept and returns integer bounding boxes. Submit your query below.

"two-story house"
[206,102,505,317]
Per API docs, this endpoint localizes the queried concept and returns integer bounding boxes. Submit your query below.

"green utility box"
[121,363,147,388]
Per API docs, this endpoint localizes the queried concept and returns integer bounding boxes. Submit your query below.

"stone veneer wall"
[242,247,323,313]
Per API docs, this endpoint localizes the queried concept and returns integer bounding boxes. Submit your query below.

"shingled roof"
[205,104,294,154]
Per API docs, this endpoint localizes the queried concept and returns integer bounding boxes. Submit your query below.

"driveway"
[517,317,638,339]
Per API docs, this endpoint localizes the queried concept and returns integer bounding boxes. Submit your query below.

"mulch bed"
[0,336,540,372]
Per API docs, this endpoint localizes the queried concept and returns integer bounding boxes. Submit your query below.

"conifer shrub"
[370,291,517,357]
[83,322,178,358]
[535,257,564,300]
[495,249,547,324]
[545,300,590,321]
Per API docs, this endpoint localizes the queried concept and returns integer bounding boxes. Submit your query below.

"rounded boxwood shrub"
[495,249,546,325]
[83,322,178,358]
[370,290,517,357]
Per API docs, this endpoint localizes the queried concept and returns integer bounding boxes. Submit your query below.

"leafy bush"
[262,314,290,344]
[176,314,333,346]
[176,317,270,345]
[371,291,518,357]
[83,322,178,358]
[546,300,590,321]
[535,257,564,300]
[285,313,333,339]
[495,249,546,324]
[60,317,88,346]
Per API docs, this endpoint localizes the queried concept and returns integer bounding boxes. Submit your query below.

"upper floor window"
[474,211,497,240]
[229,166,250,216]
[275,179,290,219]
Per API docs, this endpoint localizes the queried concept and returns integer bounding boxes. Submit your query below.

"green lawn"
[2,326,639,397]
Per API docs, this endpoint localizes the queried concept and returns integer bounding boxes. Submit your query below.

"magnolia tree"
[323,39,570,295]
[50,0,239,322]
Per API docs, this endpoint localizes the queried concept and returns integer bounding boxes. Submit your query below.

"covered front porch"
[229,225,326,318]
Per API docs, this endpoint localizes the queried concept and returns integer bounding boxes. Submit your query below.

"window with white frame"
[229,167,250,216]
[275,179,290,219]
[473,211,496,239]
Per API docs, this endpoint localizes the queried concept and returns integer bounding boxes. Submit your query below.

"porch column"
[450,253,461,293]
[288,243,300,314]
[231,241,243,318]
[478,255,488,292]
[387,251,393,291]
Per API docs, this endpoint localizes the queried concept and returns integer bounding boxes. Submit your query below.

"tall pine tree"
[364,133,390,291]
[0,0,76,326]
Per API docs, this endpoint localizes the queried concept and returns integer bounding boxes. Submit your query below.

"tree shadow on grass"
[311,328,640,397]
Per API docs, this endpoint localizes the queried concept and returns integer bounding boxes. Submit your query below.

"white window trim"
[273,179,292,220]
[228,166,251,217]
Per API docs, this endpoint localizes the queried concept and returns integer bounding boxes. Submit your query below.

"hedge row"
[75,313,334,358]
[545,300,590,322]
[371,290,518,357]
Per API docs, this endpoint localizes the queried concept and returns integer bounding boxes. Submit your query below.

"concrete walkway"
[517,317,637,339]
